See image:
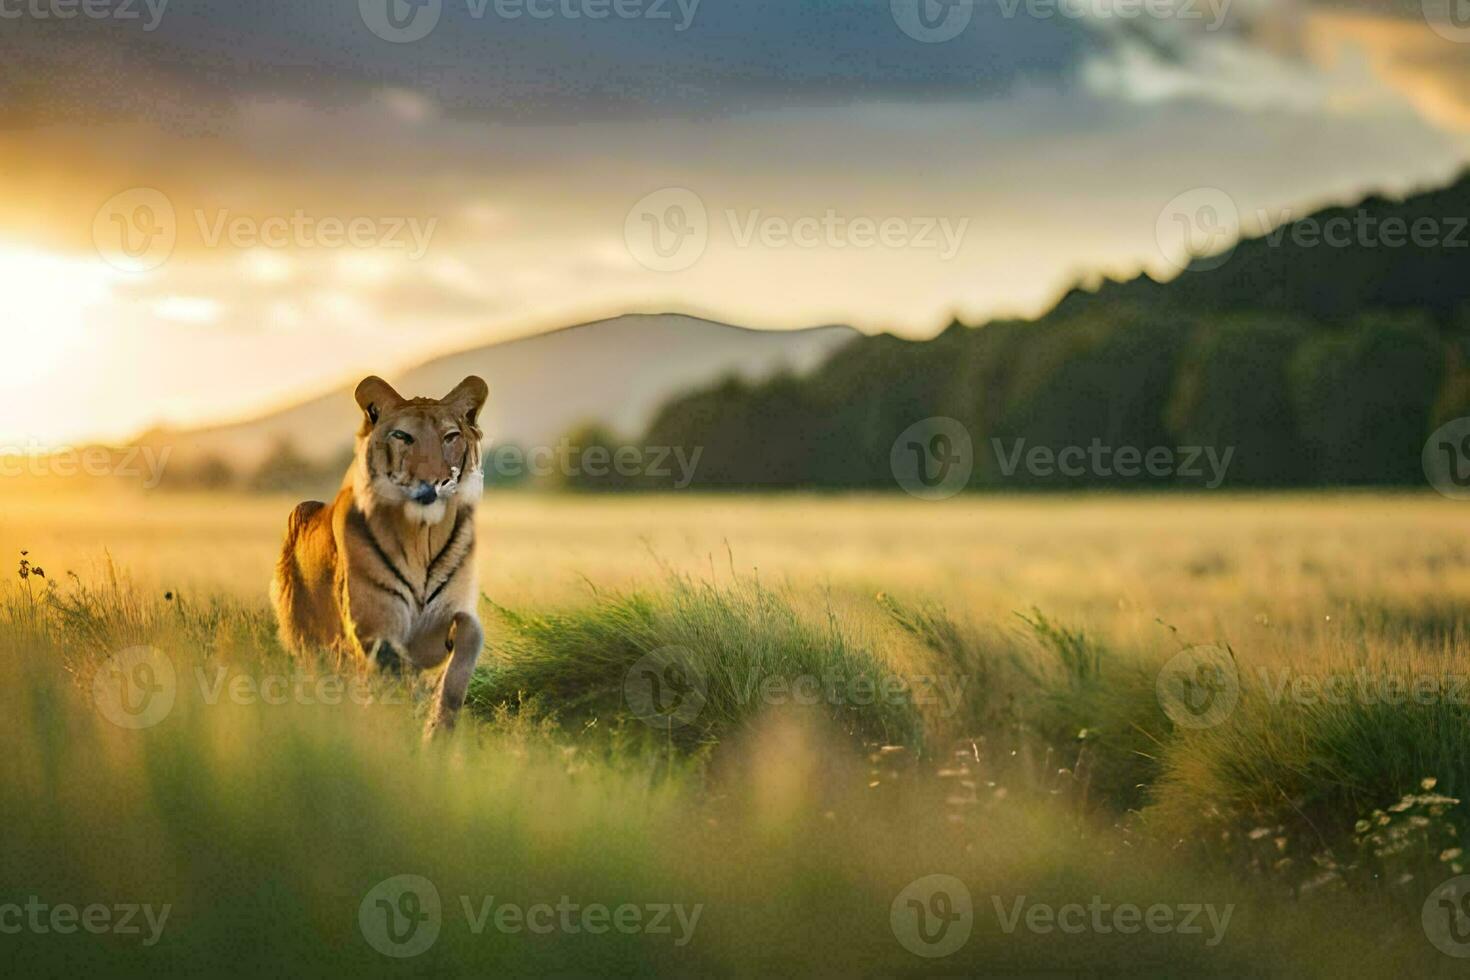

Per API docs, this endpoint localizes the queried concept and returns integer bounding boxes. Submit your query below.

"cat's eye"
[389,429,414,444]
[444,431,461,442]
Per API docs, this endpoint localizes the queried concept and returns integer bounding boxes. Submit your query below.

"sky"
[2,0,1469,445]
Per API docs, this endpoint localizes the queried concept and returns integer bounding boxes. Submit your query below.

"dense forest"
[571,170,1470,491]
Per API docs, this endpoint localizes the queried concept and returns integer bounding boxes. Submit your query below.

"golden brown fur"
[270,374,489,736]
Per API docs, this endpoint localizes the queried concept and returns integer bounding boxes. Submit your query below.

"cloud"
[3,0,1468,446]
[1080,22,1337,113]
[0,0,1093,128]
[1076,0,1470,133]
[1300,6,1470,132]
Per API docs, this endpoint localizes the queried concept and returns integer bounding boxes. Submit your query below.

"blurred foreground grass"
[6,537,1470,976]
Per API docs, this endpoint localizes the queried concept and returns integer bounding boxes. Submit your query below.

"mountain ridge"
[143,313,859,468]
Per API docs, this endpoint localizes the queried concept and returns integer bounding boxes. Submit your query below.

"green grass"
[4,562,1470,975]
[1147,662,1470,893]
[469,573,925,760]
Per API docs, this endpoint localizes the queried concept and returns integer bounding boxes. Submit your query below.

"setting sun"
[0,243,118,448]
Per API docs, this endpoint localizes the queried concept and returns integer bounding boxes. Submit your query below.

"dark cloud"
[0,0,1101,127]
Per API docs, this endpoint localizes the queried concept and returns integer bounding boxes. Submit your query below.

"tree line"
[574,170,1470,491]
[170,171,1470,493]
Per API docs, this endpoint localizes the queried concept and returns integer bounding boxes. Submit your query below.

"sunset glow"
[2,2,1469,446]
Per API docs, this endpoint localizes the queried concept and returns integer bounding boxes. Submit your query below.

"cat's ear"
[443,376,489,428]
[354,376,404,428]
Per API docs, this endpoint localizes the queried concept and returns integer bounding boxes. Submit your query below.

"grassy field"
[5,490,1470,975]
